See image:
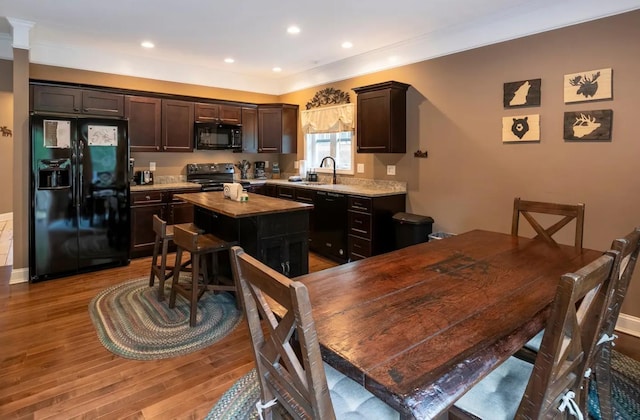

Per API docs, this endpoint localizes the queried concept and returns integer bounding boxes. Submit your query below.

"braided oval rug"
[89,278,242,360]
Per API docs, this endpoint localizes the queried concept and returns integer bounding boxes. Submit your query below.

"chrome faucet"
[320,156,337,185]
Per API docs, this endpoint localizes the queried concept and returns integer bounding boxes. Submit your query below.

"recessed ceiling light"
[141,41,154,49]
[287,25,301,34]
[272,67,282,73]
[224,58,235,63]
[342,41,353,49]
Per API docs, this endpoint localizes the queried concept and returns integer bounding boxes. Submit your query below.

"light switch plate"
[387,165,396,176]
[357,163,365,173]
[294,161,299,169]
[149,162,156,171]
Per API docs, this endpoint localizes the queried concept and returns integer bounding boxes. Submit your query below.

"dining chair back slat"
[512,197,585,250]
[517,252,616,417]
[230,246,336,420]
[586,227,640,420]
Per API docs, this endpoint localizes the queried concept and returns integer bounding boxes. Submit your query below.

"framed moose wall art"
[564,68,612,103]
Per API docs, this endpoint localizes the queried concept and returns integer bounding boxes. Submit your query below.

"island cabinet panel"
[353,81,410,153]
[193,206,310,278]
[31,85,124,116]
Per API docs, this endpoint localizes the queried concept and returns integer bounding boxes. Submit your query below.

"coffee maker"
[254,161,266,179]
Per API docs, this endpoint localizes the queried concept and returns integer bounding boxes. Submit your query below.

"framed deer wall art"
[564,68,612,103]
[563,110,612,141]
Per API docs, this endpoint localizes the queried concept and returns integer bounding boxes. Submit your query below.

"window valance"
[300,103,354,134]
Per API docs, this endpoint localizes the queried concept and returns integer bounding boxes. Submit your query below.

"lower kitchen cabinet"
[130,188,197,258]
[347,194,405,261]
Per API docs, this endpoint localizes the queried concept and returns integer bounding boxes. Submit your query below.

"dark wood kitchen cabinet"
[347,193,405,261]
[352,81,410,153]
[31,85,124,117]
[241,106,258,153]
[126,96,162,152]
[162,99,195,152]
[127,96,194,152]
[130,188,197,257]
[258,104,298,153]
[195,103,242,124]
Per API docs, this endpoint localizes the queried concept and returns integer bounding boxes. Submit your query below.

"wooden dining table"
[288,229,602,419]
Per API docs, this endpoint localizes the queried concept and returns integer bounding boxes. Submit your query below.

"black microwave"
[195,122,242,150]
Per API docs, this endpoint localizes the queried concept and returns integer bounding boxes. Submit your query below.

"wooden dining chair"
[511,197,585,250]
[450,250,618,420]
[229,246,399,420]
[583,227,640,420]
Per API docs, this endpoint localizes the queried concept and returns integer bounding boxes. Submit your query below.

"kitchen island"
[174,191,313,277]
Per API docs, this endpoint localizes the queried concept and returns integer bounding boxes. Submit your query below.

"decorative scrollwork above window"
[305,88,350,110]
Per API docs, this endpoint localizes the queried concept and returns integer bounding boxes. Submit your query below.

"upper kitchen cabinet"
[31,85,124,117]
[241,106,258,153]
[162,99,194,152]
[258,104,298,154]
[127,96,194,152]
[195,103,242,124]
[352,81,410,153]
[126,96,162,152]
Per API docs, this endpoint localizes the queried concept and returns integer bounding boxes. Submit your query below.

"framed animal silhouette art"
[564,68,612,103]
[503,79,541,108]
[563,110,612,141]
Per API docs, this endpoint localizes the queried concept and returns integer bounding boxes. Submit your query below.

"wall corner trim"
[7,18,34,50]
[9,267,28,284]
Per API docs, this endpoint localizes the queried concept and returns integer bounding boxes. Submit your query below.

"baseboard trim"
[0,212,12,221]
[9,267,29,284]
[616,313,640,338]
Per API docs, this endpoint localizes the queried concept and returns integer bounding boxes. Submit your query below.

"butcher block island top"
[174,191,313,218]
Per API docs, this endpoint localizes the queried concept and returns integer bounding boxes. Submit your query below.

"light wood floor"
[1,253,638,419]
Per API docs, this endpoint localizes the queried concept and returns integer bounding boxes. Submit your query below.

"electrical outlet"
[265,161,269,168]
[387,165,396,176]
[149,162,156,171]
[357,163,365,173]
[294,161,299,169]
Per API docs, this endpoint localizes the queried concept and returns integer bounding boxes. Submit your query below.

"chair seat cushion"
[524,330,544,353]
[454,356,533,420]
[324,363,399,419]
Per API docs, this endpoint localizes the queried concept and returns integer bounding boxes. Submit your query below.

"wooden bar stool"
[169,225,237,327]
[148,215,203,301]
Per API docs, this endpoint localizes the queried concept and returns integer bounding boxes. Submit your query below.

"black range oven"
[186,162,250,191]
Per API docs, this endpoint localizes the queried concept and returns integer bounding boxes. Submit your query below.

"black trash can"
[393,212,434,249]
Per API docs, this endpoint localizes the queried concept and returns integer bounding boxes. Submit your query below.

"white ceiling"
[1,0,639,95]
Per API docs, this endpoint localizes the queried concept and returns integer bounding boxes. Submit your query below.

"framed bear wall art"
[502,114,540,142]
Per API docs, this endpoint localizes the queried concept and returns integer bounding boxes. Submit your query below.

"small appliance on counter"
[307,169,318,182]
[134,170,154,185]
[254,161,266,179]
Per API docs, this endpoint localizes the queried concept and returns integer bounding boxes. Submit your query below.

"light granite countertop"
[130,182,202,192]
[260,179,406,197]
[131,178,406,198]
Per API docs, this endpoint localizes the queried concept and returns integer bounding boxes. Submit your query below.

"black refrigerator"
[30,115,130,282]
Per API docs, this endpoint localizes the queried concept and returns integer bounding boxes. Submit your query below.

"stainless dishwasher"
[312,191,348,263]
